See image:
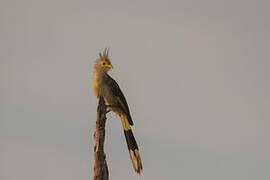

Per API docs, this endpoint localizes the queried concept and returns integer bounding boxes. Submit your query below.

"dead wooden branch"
[93,97,109,180]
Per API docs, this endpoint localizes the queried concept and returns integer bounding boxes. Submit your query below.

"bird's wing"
[105,74,133,125]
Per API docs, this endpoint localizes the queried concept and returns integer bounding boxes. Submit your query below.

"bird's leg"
[106,109,111,114]
[105,104,117,114]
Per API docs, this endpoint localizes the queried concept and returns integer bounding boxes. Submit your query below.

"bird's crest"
[99,48,110,60]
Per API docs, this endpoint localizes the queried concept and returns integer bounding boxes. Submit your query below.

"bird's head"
[95,48,113,72]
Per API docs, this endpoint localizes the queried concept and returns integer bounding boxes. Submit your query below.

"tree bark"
[93,97,109,180]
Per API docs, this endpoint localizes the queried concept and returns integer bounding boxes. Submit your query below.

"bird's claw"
[105,104,116,114]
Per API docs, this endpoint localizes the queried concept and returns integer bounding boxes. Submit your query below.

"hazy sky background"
[1,0,270,179]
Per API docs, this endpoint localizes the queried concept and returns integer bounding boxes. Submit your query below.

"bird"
[92,48,143,174]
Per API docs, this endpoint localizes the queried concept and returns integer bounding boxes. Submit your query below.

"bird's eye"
[102,62,106,66]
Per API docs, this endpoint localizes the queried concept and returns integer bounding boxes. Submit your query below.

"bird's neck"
[93,67,107,86]
[94,67,107,77]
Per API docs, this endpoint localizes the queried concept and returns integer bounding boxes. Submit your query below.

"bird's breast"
[92,73,117,108]
[92,73,102,97]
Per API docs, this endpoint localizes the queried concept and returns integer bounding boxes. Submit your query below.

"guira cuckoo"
[92,49,142,174]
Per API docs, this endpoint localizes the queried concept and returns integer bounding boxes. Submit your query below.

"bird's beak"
[108,64,113,69]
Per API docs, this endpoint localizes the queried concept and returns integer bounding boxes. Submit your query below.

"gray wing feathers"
[104,74,134,125]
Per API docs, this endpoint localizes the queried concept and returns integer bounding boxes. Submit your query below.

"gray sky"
[1,0,270,179]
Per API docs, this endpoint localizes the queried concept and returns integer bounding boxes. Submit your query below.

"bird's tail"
[120,114,143,174]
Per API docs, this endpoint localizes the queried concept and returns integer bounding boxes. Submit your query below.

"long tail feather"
[120,115,143,174]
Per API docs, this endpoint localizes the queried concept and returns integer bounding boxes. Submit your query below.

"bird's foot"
[105,104,117,114]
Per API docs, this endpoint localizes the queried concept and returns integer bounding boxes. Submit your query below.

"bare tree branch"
[93,97,109,180]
